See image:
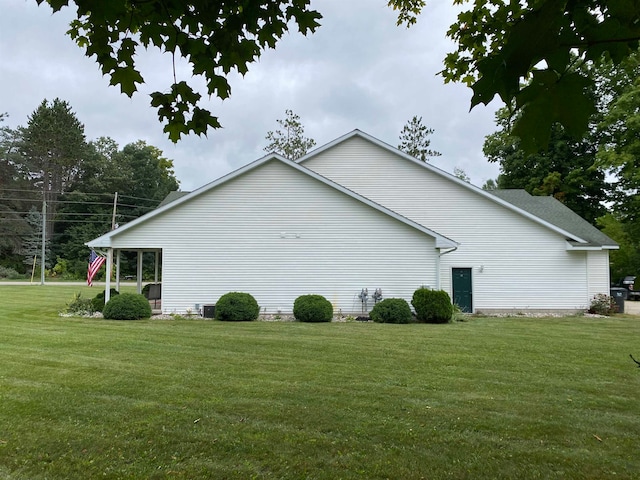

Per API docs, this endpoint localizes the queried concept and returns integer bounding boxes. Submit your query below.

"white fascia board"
[566,242,620,251]
[298,129,589,244]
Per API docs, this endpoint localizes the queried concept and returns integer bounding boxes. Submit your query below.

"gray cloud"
[1,0,501,191]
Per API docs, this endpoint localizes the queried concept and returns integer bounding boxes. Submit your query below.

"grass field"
[1,285,639,479]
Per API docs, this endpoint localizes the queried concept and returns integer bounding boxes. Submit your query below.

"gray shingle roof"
[157,191,190,208]
[491,189,617,248]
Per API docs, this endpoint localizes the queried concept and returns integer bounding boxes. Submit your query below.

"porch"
[103,248,163,305]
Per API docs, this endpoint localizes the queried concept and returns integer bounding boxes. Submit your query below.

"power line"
[0,197,157,210]
[0,188,168,204]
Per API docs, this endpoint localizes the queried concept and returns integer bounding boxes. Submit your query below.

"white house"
[87,130,617,315]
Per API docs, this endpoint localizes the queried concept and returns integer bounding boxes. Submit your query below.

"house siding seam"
[302,136,607,311]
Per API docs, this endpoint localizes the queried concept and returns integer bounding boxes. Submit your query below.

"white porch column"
[115,249,121,291]
[105,248,113,302]
[154,251,159,283]
[137,250,143,294]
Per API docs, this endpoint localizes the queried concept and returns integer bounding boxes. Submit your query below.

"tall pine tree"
[398,116,441,162]
[19,99,89,242]
[264,110,316,160]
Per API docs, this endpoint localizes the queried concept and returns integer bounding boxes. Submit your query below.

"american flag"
[87,250,106,286]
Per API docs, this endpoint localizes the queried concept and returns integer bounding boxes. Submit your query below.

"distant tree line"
[0,99,179,280]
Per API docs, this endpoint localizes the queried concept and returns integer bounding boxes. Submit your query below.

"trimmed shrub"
[293,294,333,322]
[103,293,152,320]
[370,298,412,324]
[91,288,120,313]
[412,288,453,324]
[215,292,260,321]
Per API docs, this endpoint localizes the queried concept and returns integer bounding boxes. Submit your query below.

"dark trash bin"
[610,288,626,313]
[203,304,216,318]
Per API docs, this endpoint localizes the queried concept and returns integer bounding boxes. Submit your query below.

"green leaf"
[109,67,143,97]
[512,96,554,154]
[471,56,510,107]
[513,71,596,153]
[38,0,69,12]
[41,0,322,141]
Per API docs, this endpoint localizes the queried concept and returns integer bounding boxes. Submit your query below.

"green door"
[452,268,472,313]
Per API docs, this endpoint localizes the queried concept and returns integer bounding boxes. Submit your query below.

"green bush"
[103,293,152,320]
[215,292,260,321]
[91,288,119,313]
[370,298,412,324]
[588,294,617,315]
[0,251,26,274]
[411,288,453,324]
[293,294,333,322]
[66,292,94,315]
[0,266,22,279]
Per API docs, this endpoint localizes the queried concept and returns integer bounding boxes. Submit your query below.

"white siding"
[587,250,611,299]
[303,136,595,312]
[110,160,438,314]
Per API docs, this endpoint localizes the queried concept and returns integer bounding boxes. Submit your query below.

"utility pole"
[112,191,118,230]
[40,199,46,285]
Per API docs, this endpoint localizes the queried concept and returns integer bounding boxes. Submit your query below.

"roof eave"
[566,241,619,251]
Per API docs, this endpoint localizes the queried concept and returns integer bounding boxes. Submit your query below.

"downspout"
[436,246,458,290]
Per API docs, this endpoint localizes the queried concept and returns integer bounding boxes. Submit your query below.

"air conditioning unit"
[203,304,216,318]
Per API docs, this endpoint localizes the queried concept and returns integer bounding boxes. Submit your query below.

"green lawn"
[1,285,639,479]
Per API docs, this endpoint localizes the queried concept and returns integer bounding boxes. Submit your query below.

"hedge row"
[91,288,453,323]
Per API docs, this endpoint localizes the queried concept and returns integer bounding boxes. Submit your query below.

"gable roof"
[491,190,618,249]
[297,129,604,246]
[87,153,458,249]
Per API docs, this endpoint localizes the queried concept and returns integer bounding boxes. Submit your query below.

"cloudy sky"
[2,0,501,191]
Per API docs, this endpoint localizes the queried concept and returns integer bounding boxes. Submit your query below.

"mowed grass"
[0,286,639,479]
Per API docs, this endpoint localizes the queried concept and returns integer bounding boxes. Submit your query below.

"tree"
[37,0,322,142]
[38,1,640,150]
[52,139,180,278]
[264,110,316,160]
[598,213,640,282]
[398,116,441,162]
[483,106,609,224]
[18,99,89,241]
[481,178,498,191]
[595,52,640,277]
[0,114,35,263]
[441,1,640,153]
[453,167,470,183]
[597,67,640,216]
[21,206,50,272]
